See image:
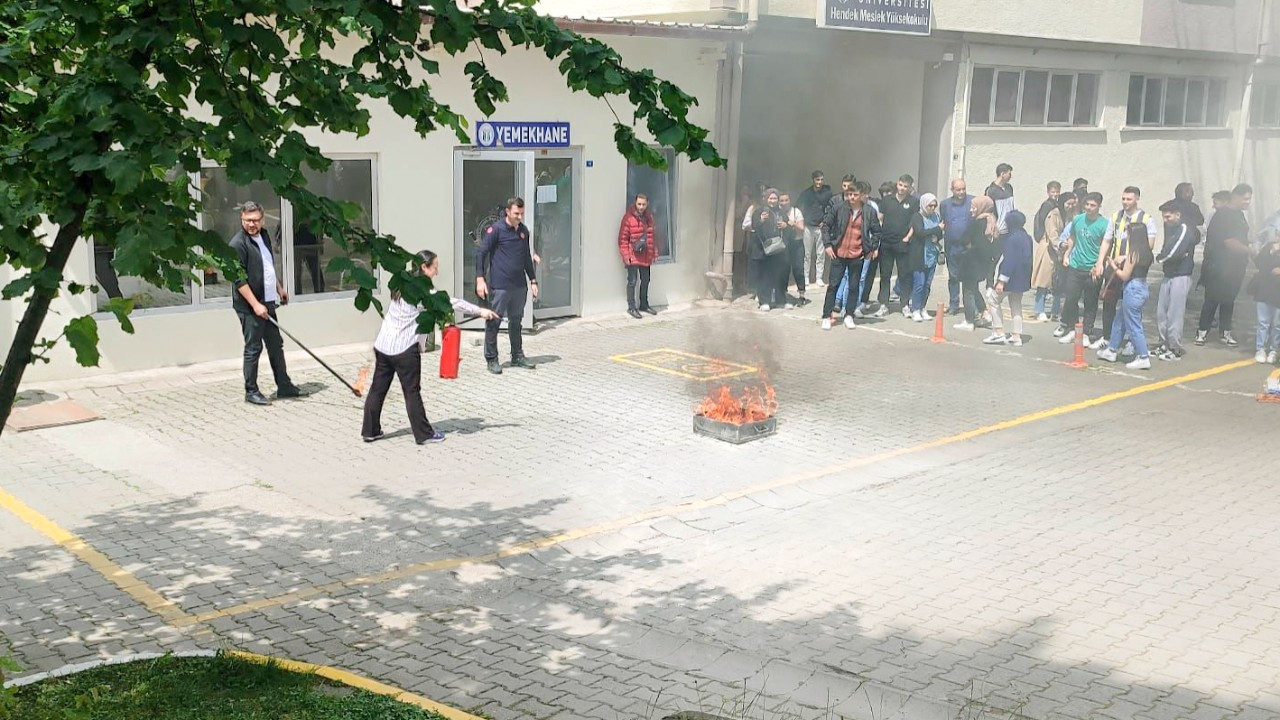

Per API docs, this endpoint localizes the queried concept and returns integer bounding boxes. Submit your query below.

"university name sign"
[474,121,571,148]
[817,0,932,35]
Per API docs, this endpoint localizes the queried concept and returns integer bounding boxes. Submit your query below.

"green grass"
[2,652,449,720]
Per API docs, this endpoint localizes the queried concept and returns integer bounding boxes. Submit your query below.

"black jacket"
[229,229,277,315]
[749,205,785,260]
[1252,241,1280,306]
[822,202,881,257]
[797,185,833,227]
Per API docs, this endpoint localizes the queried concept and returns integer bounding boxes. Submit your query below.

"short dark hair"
[1073,177,1088,188]
[855,180,872,195]
[1158,200,1182,215]
[1232,183,1253,196]
[879,181,894,196]
[779,191,791,200]
[1123,186,1141,197]
[505,197,525,210]
[996,163,1013,175]
[1084,192,1104,206]
[1047,181,1062,192]
[634,192,648,202]
[812,170,824,180]
[239,201,264,215]
[1212,190,1232,203]
[898,174,915,185]
[841,174,855,184]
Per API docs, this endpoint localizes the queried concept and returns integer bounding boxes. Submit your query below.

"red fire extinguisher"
[439,325,461,379]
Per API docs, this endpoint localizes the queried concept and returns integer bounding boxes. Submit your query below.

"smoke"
[685,310,784,397]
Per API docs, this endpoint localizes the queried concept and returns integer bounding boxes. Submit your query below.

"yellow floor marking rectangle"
[611,348,759,381]
[0,487,195,627]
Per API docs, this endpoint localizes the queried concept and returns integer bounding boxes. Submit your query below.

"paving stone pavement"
[2,292,1279,720]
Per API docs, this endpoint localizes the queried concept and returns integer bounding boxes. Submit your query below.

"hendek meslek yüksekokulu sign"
[817,0,932,35]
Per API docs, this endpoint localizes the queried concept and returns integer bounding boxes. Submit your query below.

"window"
[969,66,1099,126]
[1127,75,1226,127]
[625,148,677,262]
[1252,83,1280,128]
[92,156,378,315]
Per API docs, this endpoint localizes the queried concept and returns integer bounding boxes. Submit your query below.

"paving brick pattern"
[2,294,1278,720]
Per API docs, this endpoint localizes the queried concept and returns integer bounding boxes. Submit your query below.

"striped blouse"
[374,292,483,356]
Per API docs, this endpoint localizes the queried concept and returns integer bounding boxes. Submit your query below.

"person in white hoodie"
[362,250,497,445]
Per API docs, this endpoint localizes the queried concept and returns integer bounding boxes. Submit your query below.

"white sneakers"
[1058,330,1076,344]
[822,318,833,331]
[911,310,924,322]
[1089,337,1108,351]
[982,332,1007,345]
[844,315,857,330]
[1257,350,1269,364]
[1126,356,1151,370]
[954,321,975,331]
[1097,347,1118,362]
[1037,312,1050,323]
[1007,335,1023,347]
[759,304,771,312]
[873,306,888,318]
[854,304,868,319]
[1270,350,1279,364]
[821,316,856,330]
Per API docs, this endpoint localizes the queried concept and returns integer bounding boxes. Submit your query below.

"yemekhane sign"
[474,121,571,148]
[817,0,932,35]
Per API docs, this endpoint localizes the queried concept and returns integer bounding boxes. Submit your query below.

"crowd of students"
[740,167,1280,369]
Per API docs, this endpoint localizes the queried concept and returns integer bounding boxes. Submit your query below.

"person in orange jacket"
[618,193,659,319]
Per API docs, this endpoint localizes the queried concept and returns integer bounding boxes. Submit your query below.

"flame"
[353,365,371,396]
[697,379,777,424]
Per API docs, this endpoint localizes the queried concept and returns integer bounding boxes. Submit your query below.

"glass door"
[454,150,535,322]
[532,152,580,319]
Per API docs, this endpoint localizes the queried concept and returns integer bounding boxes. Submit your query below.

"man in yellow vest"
[1093,186,1159,352]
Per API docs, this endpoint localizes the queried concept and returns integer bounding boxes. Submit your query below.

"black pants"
[362,345,433,443]
[878,249,912,306]
[296,246,324,294]
[1101,298,1118,340]
[625,265,651,311]
[484,285,527,362]
[824,256,864,317]
[94,248,123,299]
[237,303,292,395]
[756,253,787,307]
[860,254,879,305]
[786,237,806,295]
[1060,267,1101,338]
[1199,292,1238,332]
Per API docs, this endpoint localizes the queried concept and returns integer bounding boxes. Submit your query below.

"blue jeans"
[1109,279,1150,357]
[1033,287,1050,315]
[1257,302,1280,352]
[911,263,937,313]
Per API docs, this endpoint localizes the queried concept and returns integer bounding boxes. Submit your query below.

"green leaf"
[65,316,101,367]
[106,297,136,334]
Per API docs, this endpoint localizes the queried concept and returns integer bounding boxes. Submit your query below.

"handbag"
[761,236,787,256]
[631,236,648,257]
[1099,266,1122,302]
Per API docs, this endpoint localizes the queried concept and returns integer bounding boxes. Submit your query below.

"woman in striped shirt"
[362,250,497,445]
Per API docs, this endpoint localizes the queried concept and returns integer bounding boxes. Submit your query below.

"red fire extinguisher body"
[439,325,461,379]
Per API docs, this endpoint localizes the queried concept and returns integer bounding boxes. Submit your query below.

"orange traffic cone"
[931,302,946,344]
[1068,322,1088,369]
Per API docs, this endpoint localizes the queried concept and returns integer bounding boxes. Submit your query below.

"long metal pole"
[266,316,362,397]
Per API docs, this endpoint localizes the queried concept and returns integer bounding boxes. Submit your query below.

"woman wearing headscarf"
[908,193,944,322]
[1030,193,1060,322]
[750,188,790,310]
[983,210,1033,346]
[954,195,996,331]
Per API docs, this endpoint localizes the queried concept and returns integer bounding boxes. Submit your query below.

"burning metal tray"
[693,414,777,444]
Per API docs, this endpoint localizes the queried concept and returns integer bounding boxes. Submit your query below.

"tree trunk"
[0,207,89,437]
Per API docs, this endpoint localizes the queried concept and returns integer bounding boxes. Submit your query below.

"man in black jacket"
[796,171,833,287]
[476,197,539,374]
[821,182,881,330]
[230,201,307,406]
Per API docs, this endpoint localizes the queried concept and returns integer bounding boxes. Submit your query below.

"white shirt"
[374,292,483,355]
[252,234,278,303]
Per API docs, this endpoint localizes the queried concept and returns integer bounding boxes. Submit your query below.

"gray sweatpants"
[1157,275,1192,352]
[804,226,825,284]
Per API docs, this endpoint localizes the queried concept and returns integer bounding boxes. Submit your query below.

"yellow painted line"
[230,651,483,720]
[192,358,1253,624]
[610,348,759,381]
[0,487,196,627]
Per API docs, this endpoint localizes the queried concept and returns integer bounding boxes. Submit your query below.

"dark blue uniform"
[476,219,536,366]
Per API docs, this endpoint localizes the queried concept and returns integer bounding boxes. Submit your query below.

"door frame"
[532,147,582,320]
[453,148,536,302]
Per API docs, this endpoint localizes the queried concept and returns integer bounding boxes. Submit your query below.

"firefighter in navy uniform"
[475,196,539,375]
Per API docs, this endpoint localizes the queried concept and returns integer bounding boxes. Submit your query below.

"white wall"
[7,32,726,383]
[961,44,1242,234]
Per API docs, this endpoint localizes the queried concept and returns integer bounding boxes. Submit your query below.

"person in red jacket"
[619,193,659,318]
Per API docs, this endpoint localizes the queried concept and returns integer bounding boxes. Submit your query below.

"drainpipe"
[1232,0,1273,186]
[711,0,757,298]
[949,42,972,183]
